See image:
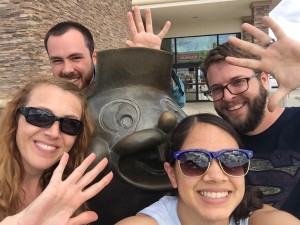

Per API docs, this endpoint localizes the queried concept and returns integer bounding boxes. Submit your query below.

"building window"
[162,32,241,65]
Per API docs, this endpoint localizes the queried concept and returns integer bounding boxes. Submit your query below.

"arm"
[226,16,300,111]
[126,6,171,50]
[1,153,113,225]
[249,204,300,225]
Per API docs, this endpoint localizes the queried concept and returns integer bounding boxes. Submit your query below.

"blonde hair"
[0,77,94,219]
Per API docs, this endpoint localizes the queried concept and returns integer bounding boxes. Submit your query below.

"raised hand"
[126,6,171,50]
[9,153,113,225]
[226,16,300,111]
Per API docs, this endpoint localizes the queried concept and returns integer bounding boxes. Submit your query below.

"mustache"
[59,72,81,79]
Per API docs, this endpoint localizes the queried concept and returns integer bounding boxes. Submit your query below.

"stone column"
[0,0,131,100]
[250,0,271,44]
[241,16,254,42]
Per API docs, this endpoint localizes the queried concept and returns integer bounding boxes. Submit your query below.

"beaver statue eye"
[99,100,140,134]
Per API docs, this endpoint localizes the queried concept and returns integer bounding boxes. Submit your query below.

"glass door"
[175,63,208,102]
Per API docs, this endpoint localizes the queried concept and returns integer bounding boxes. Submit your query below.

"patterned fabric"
[242,107,300,219]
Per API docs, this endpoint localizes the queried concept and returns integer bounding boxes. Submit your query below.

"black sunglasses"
[172,149,253,177]
[19,107,83,136]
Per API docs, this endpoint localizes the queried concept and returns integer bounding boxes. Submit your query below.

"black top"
[242,107,300,218]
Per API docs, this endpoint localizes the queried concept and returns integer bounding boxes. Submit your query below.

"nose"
[43,121,60,138]
[202,159,228,182]
[61,60,75,75]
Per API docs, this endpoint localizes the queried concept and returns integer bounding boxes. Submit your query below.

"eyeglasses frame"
[172,149,253,177]
[204,73,261,102]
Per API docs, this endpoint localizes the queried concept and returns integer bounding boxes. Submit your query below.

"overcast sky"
[270,0,300,41]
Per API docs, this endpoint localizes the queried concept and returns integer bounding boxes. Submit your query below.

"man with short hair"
[45,21,96,89]
[202,16,300,218]
[44,6,171,90]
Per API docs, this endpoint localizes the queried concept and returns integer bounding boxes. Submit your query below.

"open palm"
[226,16,300,111]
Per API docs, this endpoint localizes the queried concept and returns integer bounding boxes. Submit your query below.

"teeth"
[70,78,79,83]
[36,142,56,151]
[200,191,228,199]
[228,103,243,111]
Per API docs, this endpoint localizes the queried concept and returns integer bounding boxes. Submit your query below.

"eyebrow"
[209,75,246,89]
[49,53,84,61]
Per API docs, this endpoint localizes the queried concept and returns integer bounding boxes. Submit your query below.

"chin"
[198,206,235,222]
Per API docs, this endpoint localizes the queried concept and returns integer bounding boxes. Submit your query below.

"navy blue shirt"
[242,107,300,218]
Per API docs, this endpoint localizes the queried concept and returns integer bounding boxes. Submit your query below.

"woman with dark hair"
[116,113,299,225]
[0,77,112,224]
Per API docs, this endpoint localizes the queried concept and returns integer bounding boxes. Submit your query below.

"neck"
[177,199,230,225]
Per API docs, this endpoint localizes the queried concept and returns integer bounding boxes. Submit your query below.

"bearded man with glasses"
[201,16,300,219]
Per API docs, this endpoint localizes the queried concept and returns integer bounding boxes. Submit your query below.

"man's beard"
[60,66,94,90]
[216,85,268,134]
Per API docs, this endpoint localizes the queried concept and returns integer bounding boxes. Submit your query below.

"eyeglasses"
[204,73,260,102]
[19,107,83,136]
[172,149,253,177]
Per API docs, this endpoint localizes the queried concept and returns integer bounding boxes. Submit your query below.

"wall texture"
[0,0,131,100]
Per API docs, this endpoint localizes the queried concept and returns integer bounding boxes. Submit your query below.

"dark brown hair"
[44,21,95,57]
[202,42,260,87]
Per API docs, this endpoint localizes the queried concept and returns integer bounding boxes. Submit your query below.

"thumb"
[125,40,134,47]
[268,87,289,111]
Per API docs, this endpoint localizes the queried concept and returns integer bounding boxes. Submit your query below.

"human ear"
[164,162,178,188]
[260,71,270,90]
[92,49,97,64]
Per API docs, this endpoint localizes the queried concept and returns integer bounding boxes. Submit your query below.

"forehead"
[47,29,89,56]
[26,84,82,118]
[180,123,238,151]
[206,61,254,86]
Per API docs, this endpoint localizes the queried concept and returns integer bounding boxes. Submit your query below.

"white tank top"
[139,196,249,225]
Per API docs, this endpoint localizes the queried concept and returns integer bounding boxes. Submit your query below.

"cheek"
[232,178,245,201]
[51,64,63,75]
[176,170,199,192]
[16,119,41,152]
[62,135,77,153]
